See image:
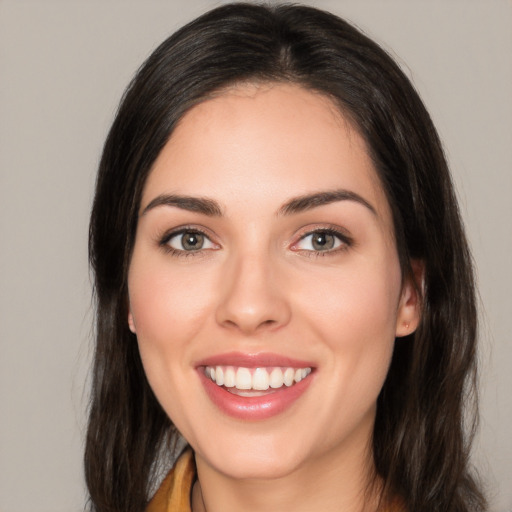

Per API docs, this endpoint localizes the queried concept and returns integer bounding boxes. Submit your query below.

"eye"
[294,229,349,253]
[166,230,215,252]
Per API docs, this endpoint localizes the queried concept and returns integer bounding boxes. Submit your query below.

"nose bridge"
[215,244,291,334]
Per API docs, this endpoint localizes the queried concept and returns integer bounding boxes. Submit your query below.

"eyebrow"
[141,194,223,217]
[278,189,376,216]
[141,188,376,218]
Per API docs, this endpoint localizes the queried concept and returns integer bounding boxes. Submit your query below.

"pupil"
[182,232,203,250]
[313,232,334,251]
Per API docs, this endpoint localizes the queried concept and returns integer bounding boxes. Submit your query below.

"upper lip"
[195,351,315,369]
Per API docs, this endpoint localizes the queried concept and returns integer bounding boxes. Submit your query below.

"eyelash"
[292,227,353,257]
[159,226,216,258]
[158,225,353,258]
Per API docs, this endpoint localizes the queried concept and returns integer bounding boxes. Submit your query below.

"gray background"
[0,1,510,511]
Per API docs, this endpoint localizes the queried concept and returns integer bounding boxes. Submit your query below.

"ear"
[128,310,137,334]
[395,259,424,337]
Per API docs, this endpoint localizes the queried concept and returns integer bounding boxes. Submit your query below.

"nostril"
[221,317,277,332]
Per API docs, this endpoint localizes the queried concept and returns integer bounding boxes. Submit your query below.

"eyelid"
[159,225,220,254]
[290,224,353,253]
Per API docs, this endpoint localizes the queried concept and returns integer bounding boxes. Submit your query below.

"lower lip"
[199,370,313,420]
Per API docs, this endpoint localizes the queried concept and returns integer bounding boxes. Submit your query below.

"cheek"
[302,255,400,333]
[127,263,219,425]
[296,255,401,389]
[129,265,214,343]
[127,262,219,403]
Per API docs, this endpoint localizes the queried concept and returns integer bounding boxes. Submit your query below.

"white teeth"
[252,368,270,390]
[269,368,284,388]
[236,368,252,390]
[224,367,236,388]
[204,365,312,391]
[215,366,224,386]
[284,368,295,387]
[294,368,312,382]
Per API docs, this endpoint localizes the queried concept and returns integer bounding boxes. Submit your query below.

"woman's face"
[128,83,419,480]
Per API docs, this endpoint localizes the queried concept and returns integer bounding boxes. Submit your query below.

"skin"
[127,83,421,512]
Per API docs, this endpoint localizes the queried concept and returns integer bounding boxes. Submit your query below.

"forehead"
[142,82,391,226]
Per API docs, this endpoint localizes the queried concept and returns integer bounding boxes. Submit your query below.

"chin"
[219,454,305,480]
[194,432,310,480]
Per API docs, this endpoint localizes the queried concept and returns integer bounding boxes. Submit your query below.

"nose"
[215,250,292,335]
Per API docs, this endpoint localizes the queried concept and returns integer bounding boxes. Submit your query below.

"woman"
[86,3,486,511]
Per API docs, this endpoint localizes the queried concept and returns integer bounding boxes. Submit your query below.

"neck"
[191,437,382,512]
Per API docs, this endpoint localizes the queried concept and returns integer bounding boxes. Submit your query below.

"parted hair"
[86,3,486,511]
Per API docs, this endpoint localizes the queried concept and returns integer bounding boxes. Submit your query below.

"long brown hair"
[86,3,486,511]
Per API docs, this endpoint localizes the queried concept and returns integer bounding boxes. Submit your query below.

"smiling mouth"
[203,365,313,396]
